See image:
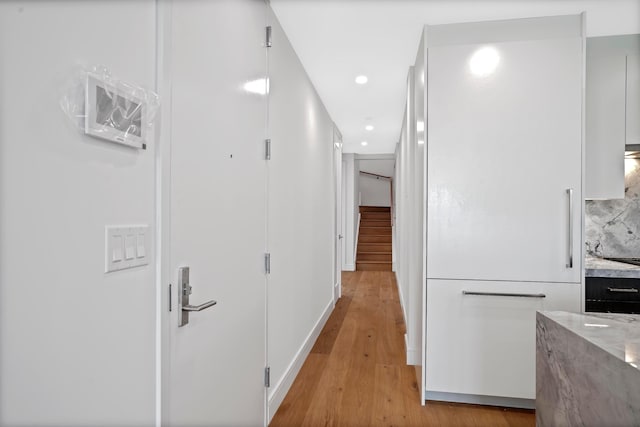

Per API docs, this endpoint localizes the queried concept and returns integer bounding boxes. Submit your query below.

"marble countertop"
[539,311,640,371]
[536,311,640,426]
[585,256,640,278]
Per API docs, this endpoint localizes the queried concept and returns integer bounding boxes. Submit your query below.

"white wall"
[0,2,157,425]
[411,30,427,378]
[358,159,394,207]
[266,8,336,421]
[342,154,358,271]
[393,57,425,369]
[0,2,339,425]
[395,113,409,323]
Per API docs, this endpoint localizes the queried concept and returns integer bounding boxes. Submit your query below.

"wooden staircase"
[356,206,392,271]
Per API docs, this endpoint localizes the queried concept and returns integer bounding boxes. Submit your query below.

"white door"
[334,130,343,301]
[427,37,583,284]
[164,1,267,426]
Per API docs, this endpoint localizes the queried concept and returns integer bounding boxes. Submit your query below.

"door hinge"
[265,139,271,160]
[264,366,271,387]
[169,284,172,312]
[266,26,272,48]
[265,253,271,274]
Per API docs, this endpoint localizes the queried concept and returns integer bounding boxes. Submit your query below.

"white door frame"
[155,1,173,425]
[333,125,343,303]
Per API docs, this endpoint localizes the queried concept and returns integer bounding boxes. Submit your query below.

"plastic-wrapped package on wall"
[60,65,160,149]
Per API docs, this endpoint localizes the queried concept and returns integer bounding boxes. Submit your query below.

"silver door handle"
[338,234,343,239]
[607,287,639,293]
[178,266,217,327]
[183,300,217,311]
[462,291,546,298]
[566,188,573,268]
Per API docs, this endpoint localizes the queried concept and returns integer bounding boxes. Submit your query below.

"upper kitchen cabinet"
[586,38,626,199]
[586,35,640,200]
[628,53,640,149]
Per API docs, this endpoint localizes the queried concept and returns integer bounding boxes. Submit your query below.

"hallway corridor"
[270,271,535,426]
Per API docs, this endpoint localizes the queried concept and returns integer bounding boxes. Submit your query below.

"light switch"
[112,235,123,262]
[124,235,135,260]
[137,233,146,258]
[106,225,150,273]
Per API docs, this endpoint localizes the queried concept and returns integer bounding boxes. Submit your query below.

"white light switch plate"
[105,225,150,273]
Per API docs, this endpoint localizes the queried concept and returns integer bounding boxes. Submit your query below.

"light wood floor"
[270,271,535,427]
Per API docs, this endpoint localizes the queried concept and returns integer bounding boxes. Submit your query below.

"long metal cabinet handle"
[566,188,573,268]
[607,287,639,293]
[462,291,546,298]
[183,300,218,311]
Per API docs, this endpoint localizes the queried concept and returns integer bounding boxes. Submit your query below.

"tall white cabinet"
[420,15,585,407]
[585,35,640,200]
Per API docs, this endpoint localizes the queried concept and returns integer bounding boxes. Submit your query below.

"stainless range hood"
[626,144,640,159]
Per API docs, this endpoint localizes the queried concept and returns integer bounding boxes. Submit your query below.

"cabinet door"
[425,279,581,400]
[585,51,626,199]
[627,54,640,147]
[427,38,582,283]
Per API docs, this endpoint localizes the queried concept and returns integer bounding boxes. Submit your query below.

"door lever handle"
[183,300,217,311]
[178,266,217,327]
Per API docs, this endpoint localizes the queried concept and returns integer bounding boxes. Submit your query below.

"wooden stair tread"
[359,206,391,212]
[359,236,391,243]
[356,261,392,271]
[357,254,392,262]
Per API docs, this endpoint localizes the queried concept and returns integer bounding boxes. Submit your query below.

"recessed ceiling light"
[365,125,374,131]
[355,75,368,85]
[418,139,425,145]
[361,141,368,146]
[416,121,425,132]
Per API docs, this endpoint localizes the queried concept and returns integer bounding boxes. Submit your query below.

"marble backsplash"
[585,159,640,257]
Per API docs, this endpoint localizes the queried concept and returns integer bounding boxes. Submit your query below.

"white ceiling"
[270,0,640,154]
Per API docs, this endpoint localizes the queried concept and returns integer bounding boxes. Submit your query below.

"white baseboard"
[395,271,408,328]
[267,299,334,423]
[405,335,421,366]
[343,263,355,271]
[398,274,419,365]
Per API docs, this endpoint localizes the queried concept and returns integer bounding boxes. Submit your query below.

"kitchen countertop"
[539,311,640,370]
[536,311,640,426]
[585,256,640,278]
